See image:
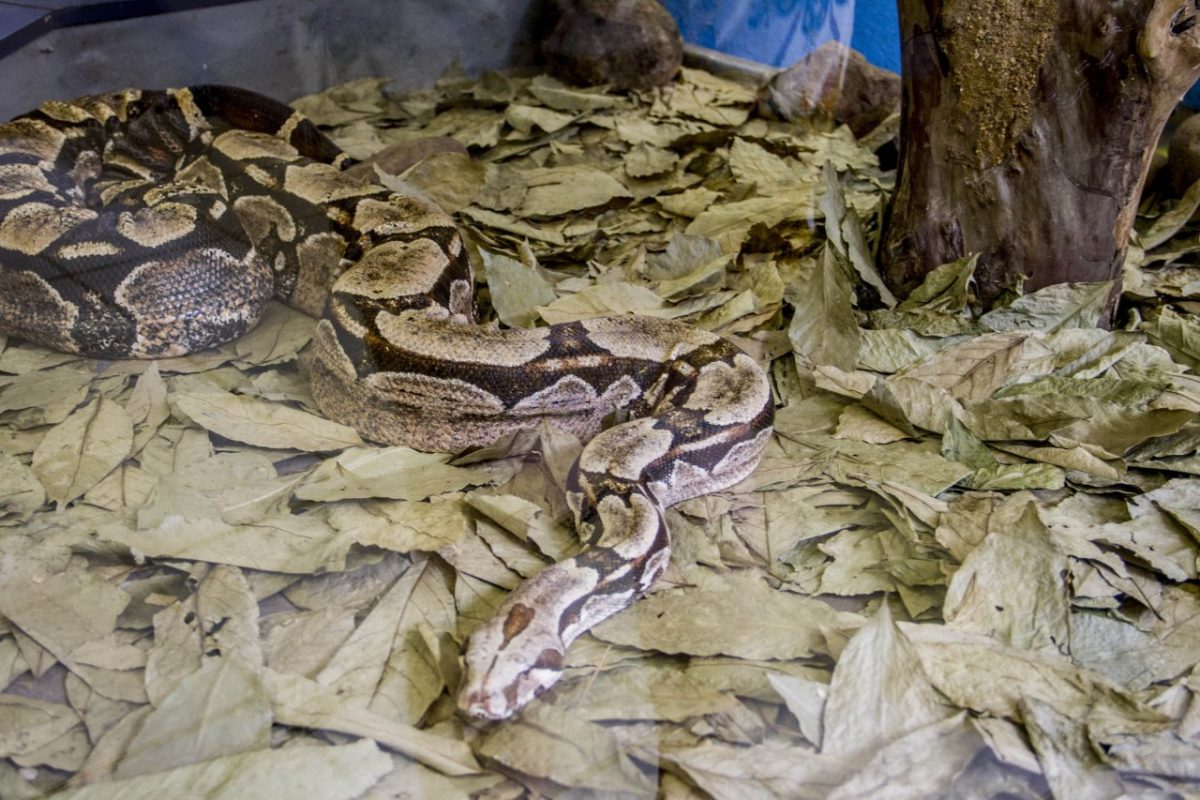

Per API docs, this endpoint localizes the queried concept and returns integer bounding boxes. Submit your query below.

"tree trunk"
[881,0,1200,310]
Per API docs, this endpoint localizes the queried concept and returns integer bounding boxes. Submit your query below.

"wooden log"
[881,1,1200,311]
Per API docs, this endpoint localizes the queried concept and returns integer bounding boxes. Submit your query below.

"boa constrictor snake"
[0,86,774,720]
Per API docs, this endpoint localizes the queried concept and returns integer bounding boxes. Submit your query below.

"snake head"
[457,602,566,720]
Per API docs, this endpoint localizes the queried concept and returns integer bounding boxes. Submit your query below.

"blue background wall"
[662,0,1200,107]
[659,0,898,70]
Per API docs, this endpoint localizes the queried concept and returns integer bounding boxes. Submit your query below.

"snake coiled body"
[0,86,774,719]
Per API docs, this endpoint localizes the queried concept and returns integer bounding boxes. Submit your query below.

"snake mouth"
[456,687,508,721]
[455,676,537,721]
[457,647,564,721]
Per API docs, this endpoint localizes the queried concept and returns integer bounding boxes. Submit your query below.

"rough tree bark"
[881,0,1200,310]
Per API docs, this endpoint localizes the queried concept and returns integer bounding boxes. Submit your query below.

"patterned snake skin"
[0,85,774,719]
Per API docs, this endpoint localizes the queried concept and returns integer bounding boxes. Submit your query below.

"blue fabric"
[660,0,895,69]
[662,0,1199,108]
[847,0,899,73]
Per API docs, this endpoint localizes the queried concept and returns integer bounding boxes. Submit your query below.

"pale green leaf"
[316,556,453,725]
[481,249,557,328]
[624,143,679,178]
[295,445,512,502]
[527,75,626,111]
[554,663,739,722]
[1142,306,1200,370]
[520,166,632,217]
[828,715,984,800]
[538,281,674,323]
[0,695,82,764]
[944,499,1070,654]
[504,103,575,134]
[728,138,813,185]
[896,332,1056,403]
[464,492,576,561]
[820,161,895,306]
[788,247,861,371]
[1022,697,1127,798]
[0,544,129,664]
[768,673,828,746]
[327,499,474,554]
[232,302,314,365]
[897,254,977,313]
[115,657,270,778]
[421,107,504,148]
[396,152,485,213]
[980,281,1113,333]
[0,450,44,523]
[1140,178,1200,249]
[476,704,655,795]
[0,364,92,425]
[173,385,362,451]
[903,622,1153,724]
[592,571,862,659]
[264,669,480,776]
[657,186,720,218]
[54,739,392,800]
[31,395,133,506]
[858,328,947,374]
[100,512,356,575]
[687,189,818,250]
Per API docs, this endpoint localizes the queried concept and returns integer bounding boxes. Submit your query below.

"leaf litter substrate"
[2,66,1200,798]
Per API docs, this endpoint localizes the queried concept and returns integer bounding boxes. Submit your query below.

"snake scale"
[0,85,774,720]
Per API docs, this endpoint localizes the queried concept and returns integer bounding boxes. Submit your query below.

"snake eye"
[532,648,564,670]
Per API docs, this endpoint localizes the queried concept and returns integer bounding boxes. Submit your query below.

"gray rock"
[540,0,683,91]
[759,40,900,137]
[1169,112,1200,195]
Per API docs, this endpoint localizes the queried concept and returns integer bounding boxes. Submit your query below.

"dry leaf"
[54,738,392,800]
[0,450,44,523]
[173,384,362,451]
[592,571,862,660]
[32,395,133,506]
[944,499,1070,654]
[4,61,1200,798]
[114,657,270,779]
[520,166,632,217]
[0,544,129,668]
[476,704,655,796]
[788,247,862,371]
[296,446,512,502]
[264,669,479,776]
